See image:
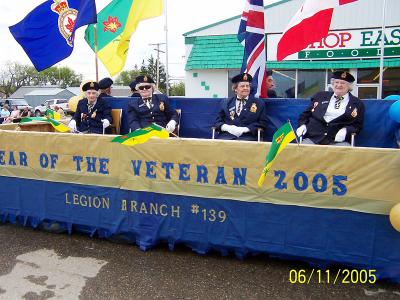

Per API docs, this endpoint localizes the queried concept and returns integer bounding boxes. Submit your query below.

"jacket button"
[324,133,327,135]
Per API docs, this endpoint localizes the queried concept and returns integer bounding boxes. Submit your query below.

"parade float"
[1,97,400,283]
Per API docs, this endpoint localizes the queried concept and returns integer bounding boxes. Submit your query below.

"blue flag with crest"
[9,0,97,71]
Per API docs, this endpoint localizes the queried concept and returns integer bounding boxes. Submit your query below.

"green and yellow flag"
[20,117,70,133]
[112,123,169,146]
[45,108,60,120]
[85,0,163,76]
[258,122,296,187]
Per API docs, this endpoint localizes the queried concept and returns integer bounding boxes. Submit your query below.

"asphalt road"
[0,223,399,300]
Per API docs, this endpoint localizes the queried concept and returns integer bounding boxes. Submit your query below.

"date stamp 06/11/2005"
[289,269,377,284]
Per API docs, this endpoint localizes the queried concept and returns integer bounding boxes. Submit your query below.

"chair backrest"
[111,109,122,134]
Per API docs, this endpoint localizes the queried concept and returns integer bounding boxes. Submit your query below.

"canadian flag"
[276,0,358,61]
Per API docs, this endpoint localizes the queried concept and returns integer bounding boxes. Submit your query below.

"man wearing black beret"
[98,77,114,100]
[214,73,267,140]
[296,71,365,146]
[127,75,178,133]
[68,81,112,134]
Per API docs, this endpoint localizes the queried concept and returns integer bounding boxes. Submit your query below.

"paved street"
[0,223,399,299]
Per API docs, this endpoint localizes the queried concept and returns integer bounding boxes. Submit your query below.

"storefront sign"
[267,27,400,61]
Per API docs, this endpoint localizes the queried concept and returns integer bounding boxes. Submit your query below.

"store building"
[183,0,400,99]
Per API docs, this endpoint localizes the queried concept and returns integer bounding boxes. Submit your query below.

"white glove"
[296,124,307,137]
[221,124,233,132]
[335,128,347,142]
[101,119,110,129]
[166,120,177,133]
[229,126,244,137]
[238,127,250,135]
[68,119,77,132]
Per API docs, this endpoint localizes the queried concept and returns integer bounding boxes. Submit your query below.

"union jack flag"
[238,0,267,98]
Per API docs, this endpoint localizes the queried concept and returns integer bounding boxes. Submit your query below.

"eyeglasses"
[138,85,152,91]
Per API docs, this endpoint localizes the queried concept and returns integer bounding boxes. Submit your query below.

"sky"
[0,0,279,83]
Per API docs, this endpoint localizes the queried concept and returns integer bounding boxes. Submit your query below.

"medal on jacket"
[159,101,165,112]
[250,103,257,113]
[311,102,318,112]
[230,110,235,120]
[81,113,88,122]
[351,108,358,118]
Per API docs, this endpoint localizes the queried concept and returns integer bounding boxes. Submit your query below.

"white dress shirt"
[324,93,349,123]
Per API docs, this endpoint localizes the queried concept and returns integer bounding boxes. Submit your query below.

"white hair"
[85,90,100,97]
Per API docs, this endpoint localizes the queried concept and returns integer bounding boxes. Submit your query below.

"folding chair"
[103,109,122,135]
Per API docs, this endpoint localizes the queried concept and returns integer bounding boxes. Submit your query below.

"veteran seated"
[68,81,112,134]
[213,73,267,141]
[127,75,178,133]
[296,71,365,146]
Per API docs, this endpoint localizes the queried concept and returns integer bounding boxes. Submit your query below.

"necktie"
[87,103,94,113]
[334,95,344,109]
[143,98,152,109]
[237,99,246,115]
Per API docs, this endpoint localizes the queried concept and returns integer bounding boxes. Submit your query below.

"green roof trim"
[183,0,292,37]
[185,35,400,70]
[266,58,400,69]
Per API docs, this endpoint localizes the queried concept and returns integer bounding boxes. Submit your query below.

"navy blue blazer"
[127,93,178,131]
[214,96,267,141]
[298,91,365,144]
[73,98,112,134]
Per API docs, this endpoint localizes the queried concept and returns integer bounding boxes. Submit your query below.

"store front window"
[297,70,325,98]
[357,68,380,99]
[383,67,400,98]
[357,68,380,84]
[272,70,296,98]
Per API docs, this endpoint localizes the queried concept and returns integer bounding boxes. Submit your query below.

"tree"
[114,65,141,86]
[144,55,167,93]
[0,61,82,97]
[170,82,185,96]
[0,62,32,97]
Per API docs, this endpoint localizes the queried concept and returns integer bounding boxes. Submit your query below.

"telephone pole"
[149,43,165,90]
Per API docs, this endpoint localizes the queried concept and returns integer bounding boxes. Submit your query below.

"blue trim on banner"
[1,176,399,282]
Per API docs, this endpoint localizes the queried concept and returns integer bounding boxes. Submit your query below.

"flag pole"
[94,24,99,82]
[287,119,300,145]
[378,0,387,98]
[164,0,170,96]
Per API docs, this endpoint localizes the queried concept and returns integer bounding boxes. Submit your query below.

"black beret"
[232,73,252,84]
[332,71,355,83]
[135,75,155,85]
[82,81,100,91]
[129,80,137,90]
[98,77,113,89]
